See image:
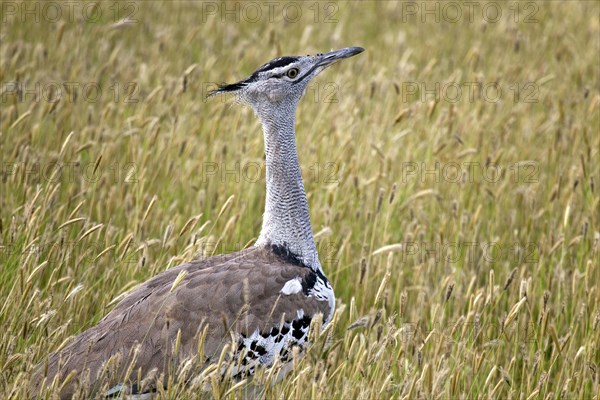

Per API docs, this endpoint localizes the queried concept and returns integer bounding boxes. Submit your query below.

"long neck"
[254,110,321,271]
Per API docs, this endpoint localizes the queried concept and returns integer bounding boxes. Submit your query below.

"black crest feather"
[253,56,299,74]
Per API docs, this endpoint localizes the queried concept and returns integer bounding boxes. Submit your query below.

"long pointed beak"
[317,47,365,67]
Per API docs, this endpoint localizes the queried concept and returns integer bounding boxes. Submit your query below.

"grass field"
[1,1,599,398]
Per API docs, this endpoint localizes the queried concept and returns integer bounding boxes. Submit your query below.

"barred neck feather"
[254,108,322,272]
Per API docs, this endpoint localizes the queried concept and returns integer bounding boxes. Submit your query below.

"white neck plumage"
[254,108,322,272]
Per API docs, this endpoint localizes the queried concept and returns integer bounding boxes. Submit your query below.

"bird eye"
[286,68,299,79]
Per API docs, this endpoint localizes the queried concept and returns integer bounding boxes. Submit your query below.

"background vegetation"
[1,1,598,398]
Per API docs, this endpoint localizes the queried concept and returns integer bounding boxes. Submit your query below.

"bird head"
[207,47,364,116]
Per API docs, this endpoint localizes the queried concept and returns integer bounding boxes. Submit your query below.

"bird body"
[32,47,363,398]
[35,246,332,397]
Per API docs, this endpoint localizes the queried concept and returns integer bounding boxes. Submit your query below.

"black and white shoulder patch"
[232,309,312,379]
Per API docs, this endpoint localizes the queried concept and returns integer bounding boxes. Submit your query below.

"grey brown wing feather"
[33,246,329,398]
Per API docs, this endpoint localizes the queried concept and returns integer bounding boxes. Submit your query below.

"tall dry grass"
[1,1,599,398]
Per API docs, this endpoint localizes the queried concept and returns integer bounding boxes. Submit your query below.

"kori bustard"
[32,47,364,398]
